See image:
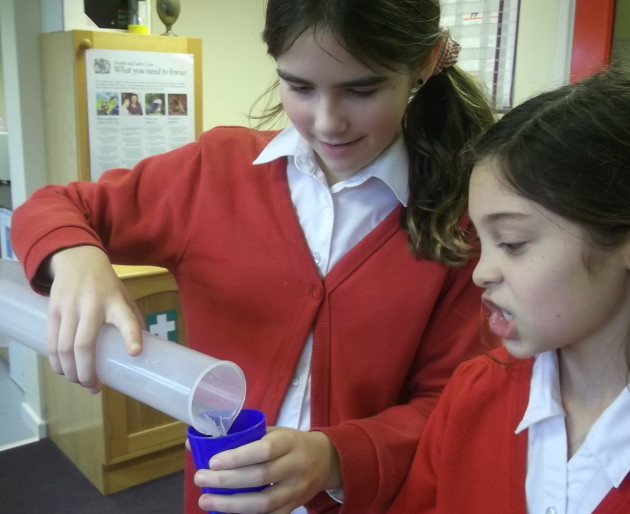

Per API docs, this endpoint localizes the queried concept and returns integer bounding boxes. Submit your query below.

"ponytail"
[402,66,495,266]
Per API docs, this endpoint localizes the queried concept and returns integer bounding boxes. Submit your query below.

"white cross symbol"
[149,313,175,339]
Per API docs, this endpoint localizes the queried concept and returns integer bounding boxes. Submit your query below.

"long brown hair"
[253,0,496,266]
[468,67,630,376]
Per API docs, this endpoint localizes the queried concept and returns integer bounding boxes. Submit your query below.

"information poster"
[441,0,520,111]
[85,49,195,181]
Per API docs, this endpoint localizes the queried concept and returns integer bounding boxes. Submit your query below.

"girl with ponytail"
[12,1,495,512]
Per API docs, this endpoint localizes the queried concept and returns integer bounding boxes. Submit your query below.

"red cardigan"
[11,126,488,513]
[388,346,630,513]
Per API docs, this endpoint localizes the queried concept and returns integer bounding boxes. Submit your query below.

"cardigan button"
[312,285,323,300]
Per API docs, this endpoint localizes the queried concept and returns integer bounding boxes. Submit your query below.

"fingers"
[193,435,284,494]
[47,299,143,391]
[195,461,271,491]
[194,428,340,514]
[74,307,106,391]
[46,303,64,376]
[199,485,300,514]
[199,433,296,488]
[208,435,279,470]
[47,294,107,392]
[75,294,106,385]
[44,247,145,392]
[112,288,145,356]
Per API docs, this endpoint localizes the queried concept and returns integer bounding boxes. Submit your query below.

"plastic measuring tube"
[0,259,245,436]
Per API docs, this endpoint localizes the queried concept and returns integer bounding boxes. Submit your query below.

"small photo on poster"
[168,93,188,115]
[145,93,166,115]
[122,92,143,115]
[96,92,120,115]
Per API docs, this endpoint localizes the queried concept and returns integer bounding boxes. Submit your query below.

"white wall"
[150,0,276,129]
[513,0,574,104]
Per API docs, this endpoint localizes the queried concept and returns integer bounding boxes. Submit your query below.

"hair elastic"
[432,35,461,76]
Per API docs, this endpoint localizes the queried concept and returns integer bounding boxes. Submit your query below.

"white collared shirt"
[515,351,630,514]
[254,126,408,510]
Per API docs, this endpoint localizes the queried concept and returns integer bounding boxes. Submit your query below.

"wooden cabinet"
[43,265,188,494]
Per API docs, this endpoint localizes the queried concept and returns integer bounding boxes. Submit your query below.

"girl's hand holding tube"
[194,426,341,514]
[47,245,145,392]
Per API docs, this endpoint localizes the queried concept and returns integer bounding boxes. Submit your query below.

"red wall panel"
[570,0,615,82]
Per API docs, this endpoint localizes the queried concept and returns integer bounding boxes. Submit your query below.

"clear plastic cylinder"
[0,260,245,435]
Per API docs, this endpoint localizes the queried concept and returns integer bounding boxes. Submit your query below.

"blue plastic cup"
[188,408,268,513]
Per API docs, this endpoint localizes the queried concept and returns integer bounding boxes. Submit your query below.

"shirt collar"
[516,350,630,488]
[253,125,303,164]
[515,351,565,434]
[253,125,409,206]
[585,386,630,487]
